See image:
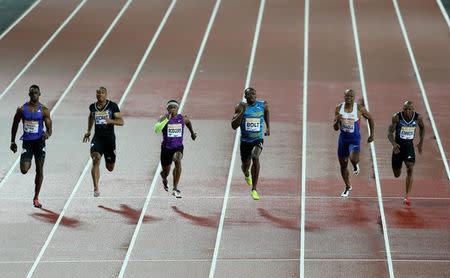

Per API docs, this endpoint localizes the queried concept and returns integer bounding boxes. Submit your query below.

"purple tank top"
[21,102,44,141]
[162,114,184,149]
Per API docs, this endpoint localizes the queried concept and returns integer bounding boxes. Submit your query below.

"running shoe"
[353,164,360,176]
[94,190,100,197]
[33,199,42,208]
[403,197,411,206]
[340,186,352,197]
[251,189,260,200]
[172,189,182,199]
[245,173,253,186]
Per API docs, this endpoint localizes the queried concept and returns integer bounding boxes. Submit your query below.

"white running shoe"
[172,189,182,199]
[341,186,352,197]
[353,164,360,176]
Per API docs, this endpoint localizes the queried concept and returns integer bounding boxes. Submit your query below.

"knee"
[106,164,114,172]
[394,171,401,178]
[20,168,28,175]
[91,155,101,165]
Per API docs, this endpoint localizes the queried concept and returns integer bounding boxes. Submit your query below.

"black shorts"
[392,142,415,170]
[91,135,116,164]
[240,139,263,162]
[21,139,46,161]
[160,145,184,167]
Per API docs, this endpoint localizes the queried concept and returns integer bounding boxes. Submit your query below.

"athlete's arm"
[264,101,270,136]
[184,115,197,141]
[333,105,341,131]
[42,106,52,140]
[154,115,169,133]
[231,102,246,130]
[360,104,374,143]
[106,112,124,126]
[388,115,400,154]
[416,114,425,155]
[83,112,94,143]
[10,107,23,153]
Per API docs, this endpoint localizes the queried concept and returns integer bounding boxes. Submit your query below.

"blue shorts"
[337,135,360,158]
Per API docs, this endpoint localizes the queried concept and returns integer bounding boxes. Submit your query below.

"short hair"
[403,100,413,106]
[29,84,40,92]
[345,89,354,94]
[97,86,107,93]
[244,87,255,95]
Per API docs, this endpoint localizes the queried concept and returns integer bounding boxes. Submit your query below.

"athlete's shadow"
[394,206,426,229]
[98,204,162,225]
[171,206,218,228]
[257,208,299,231]
[30,208,81,228]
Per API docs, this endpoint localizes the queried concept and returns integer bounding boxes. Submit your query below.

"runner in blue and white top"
[333,89,374,197]
[232,87,270,200]
[10,85,53,208]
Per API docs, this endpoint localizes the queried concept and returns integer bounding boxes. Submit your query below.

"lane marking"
[349,1,394,277]
[300,0,310,277]
[436,0,450,29]
[117,0,221,277]
[0,0,42,41]
[208,1,265,277]
[0,0,88,101]
[392,0,450,180]
[23,1,142,276]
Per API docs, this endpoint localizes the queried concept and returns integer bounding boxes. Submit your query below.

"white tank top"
[339,102,359,133]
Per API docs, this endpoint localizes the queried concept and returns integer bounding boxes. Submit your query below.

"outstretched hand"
[367,135,374,143]
[83,132,91,143]
[416,143,423,155]
[264,128,270,136]
[392,142,401,154]
[191,133,197,141]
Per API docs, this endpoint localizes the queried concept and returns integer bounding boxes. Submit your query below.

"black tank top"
[395,112,419,144]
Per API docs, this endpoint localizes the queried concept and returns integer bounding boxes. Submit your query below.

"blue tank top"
[21,102,44,141]
[395,112,419,144]
[240,100,265,142]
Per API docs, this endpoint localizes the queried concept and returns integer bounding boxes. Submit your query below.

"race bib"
[400,126,415,140]
[24,120,39,133]
[167,124,182,137]
[94,111,110,125]
[341,118,355,133]
[245,118,261,132]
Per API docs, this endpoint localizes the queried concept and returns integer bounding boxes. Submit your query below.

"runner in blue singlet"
[333,89,374,197]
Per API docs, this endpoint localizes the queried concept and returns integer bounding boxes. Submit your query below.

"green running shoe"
[245,174,252,186]
[251,190,260,200]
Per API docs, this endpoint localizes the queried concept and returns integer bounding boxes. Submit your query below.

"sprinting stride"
[83,87,123,197]
[387,101,424,206]
[10,85,52,208]
[333,89,374,197]
[231,87,270,200]
[154,100,196,198]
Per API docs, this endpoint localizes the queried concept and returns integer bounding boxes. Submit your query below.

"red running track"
[0,0,448,277]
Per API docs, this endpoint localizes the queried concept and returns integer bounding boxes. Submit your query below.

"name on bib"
[245,118,261,132]
[95,111,110,125]
[400,126,415,140]
[24,120,39,133]
[168,124,182,137]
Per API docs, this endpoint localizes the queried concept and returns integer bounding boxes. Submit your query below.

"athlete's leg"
[250,145,262,191]
[20,142,32,174]
[391,152,402,178]
[34,158,44,202]
[91,151,101,193]
[172,151,183,191]
[405,161,414,198]
[338,156,350,187]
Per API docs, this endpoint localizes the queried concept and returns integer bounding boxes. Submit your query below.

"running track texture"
[0,1,448,277]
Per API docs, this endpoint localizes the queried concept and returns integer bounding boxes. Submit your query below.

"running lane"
[397,0,450,172]
[354,0,450,277]
[305,1,388,277]
[0,1,132,277]
[0,0,80,92]
[32,0,216,277]
[213,0,304,277]
[0,0,125,184]
[122,0,264,277]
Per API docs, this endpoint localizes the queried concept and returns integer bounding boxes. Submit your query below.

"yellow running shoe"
[245,174,252,186]
[251,190,260,200]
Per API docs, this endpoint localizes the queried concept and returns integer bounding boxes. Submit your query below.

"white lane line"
[2,195,450,201]
[436,0,450,29]
[0,0,42,41]
[392,0,450,180]
[349,1,395,277]
[300,0,309,277]
[208,1,265,277]
[116,0,220,275]
[3,258,450,264]
[0,0,89,190]
[24,1,138,277]
[0,0,88,101]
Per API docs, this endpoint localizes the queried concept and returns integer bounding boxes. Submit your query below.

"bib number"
[400,126,415,140]
[24,120,39,133]
[341,118,355,133]
[167,124,182,137]
[95,111,110,125]
[245,118,261,132]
